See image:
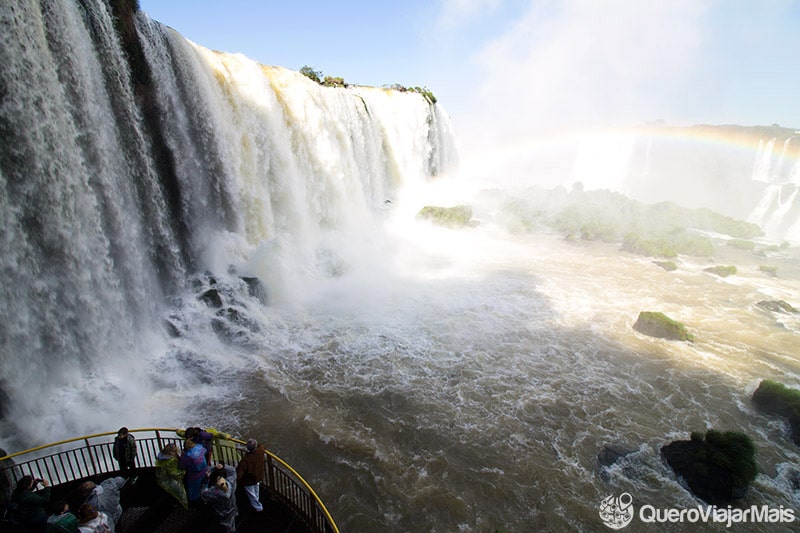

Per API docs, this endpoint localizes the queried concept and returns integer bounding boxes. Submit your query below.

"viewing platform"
[0,428,338,532]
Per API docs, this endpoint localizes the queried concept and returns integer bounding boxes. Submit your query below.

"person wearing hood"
[155,443,188,509]
[46,500,79,533]
[179,437,209,502]
[78,477,124,528]
[201,464,238,532]
[76,504,112,533]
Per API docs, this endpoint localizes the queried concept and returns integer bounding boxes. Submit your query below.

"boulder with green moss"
[703,265,737,277]
[661,430,757,504]
[654,261,677,272]
[417,205,473,229]
[633,312,694,341]
[756,300,798,313]
[752,380,800,445]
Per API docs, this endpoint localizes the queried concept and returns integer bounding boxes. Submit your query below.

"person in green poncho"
[155,443,188,509]
[46,500,78,533]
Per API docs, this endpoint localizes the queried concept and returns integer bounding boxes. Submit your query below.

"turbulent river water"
[175,193,800,532]
[2,2,800,531]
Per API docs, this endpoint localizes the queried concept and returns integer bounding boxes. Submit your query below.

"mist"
[426,0,800,242]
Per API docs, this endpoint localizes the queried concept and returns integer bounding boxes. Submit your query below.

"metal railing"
[0,428,338,533]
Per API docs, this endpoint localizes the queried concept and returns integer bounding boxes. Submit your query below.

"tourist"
[185,427,214,464]
[11,475,50,532]
[179,438,209,502]
[46,500,78,533]
[236,439,266,512]
[155,443,188,509]
[111,428,137,481]
[79,477,124,528]
[76,504,112,533]
[201,464,238,532]
[0,447,17,505]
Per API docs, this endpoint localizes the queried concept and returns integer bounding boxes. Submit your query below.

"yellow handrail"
[0,427,340,533]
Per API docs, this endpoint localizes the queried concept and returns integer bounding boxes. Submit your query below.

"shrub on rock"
[704,265,737,277]
[752,380,800,445]
[661,430,757,504]
[758,265,778,277]
[417,205,473,229]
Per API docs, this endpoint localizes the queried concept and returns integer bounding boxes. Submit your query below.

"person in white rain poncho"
[201,464,238,532]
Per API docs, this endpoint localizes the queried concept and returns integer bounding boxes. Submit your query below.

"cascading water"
[0,0,184,441]
[0,1,455,444]
[749,137,800,242]
[3,2,800,532]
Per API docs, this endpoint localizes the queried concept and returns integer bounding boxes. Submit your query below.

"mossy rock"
[661,430,757,504]
[756,300,798,313]
[417,205,473,229]
[654,261,677,272]
[752,380,800,445]
[704,265,737,277]
[633,311,694,341]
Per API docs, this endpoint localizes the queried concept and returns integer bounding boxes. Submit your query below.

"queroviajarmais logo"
[599,493,635,529]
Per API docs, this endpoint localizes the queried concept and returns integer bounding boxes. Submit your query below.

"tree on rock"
[661,430,757,505]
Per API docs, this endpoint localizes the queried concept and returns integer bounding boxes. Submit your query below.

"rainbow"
[460,123,800,188]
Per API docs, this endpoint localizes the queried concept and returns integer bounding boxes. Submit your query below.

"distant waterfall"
[748,137,800,242]
[0,0,456,444]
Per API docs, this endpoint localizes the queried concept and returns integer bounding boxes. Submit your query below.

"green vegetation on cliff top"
[299,65,438,103]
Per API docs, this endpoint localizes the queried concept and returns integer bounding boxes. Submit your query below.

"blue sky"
[138,0,800,138]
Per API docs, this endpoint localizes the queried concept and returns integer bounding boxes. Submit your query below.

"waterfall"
[748,136,800,242]
[0,0,456,445]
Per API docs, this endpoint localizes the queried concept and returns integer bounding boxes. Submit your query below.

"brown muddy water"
[206,226,800,532]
